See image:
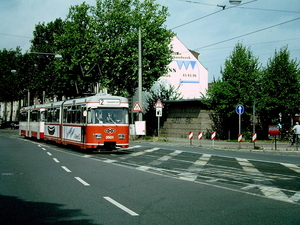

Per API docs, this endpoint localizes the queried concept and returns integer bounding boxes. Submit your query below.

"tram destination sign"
[100,99,121,105]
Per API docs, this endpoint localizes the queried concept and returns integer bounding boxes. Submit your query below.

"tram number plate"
[106,136,114,139]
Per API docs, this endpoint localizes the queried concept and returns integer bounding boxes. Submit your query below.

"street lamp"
[229,0,242,5]
[30,52,62,58]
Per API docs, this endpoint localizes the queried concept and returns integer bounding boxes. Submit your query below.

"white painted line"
[75,177,90,186]
[259,186,293,203]
[281,163,300,173]
[158,150,182,161]
[103,159,117,163]
[236,158,263,175]
[130,148,159,157]
[104,197,139,216]
[193,154,211,166]
[47,152,52,156]
[61,166,71,172]
[178,172,198,181]
[53,158,60,163]
[42,148,46,151]
[290,191,300,202]
[136,166,151,171]
[38,145,41,147]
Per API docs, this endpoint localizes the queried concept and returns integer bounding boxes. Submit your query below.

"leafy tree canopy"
[29,0,174,99]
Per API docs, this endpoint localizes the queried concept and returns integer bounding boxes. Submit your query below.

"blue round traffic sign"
[236,105,244,114]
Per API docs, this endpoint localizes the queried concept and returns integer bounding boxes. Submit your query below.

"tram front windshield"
[89,108,128,124]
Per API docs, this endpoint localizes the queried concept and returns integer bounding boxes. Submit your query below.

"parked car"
[10,121,19,129]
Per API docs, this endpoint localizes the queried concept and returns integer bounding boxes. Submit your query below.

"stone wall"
[160,99,213,139]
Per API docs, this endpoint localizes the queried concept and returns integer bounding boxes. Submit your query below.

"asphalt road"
[1,129,300,224]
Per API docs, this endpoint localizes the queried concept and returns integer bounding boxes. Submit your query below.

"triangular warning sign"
[154,99,164,108]
[132,101,143,112]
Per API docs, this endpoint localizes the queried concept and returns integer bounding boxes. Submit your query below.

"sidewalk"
[137,137,300,155]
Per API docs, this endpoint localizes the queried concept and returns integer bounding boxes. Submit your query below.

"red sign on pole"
[189,132,193,139]
[198,132,203,140]
[211,131,216,140]
[252,133,257,142]
[132,101,143,112]
[238,134,243,142]
[154,99,164,108]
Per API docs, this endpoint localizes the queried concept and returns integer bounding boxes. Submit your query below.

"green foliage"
[203,43,300,140]
[0,48,22,102]
[257,46,300,137]
[53,0,174,97]
[203,43,261,139]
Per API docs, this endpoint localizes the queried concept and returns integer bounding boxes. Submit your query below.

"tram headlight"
[118,134,126,139]
[94,133,102,139]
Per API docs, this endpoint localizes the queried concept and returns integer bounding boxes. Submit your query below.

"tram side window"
[46,109,52,122]
[76,105,81,123]
[45,108,59,123]
[53,108,60,122]
[40,111,45,122]
[20,111,28,122]
[30,110,38,122]
[63,107,67,123]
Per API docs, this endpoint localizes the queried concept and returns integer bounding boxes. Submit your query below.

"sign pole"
[236,105,244,149]
[239,113,241,149]
[154,100,163,138]
[157,116,160,138]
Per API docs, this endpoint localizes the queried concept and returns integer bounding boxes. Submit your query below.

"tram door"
[81,106,87,146]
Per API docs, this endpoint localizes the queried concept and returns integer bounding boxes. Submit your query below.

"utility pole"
[138,26,143,121]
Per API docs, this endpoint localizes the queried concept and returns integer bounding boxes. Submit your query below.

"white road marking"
[236,158,263,175]
[47,152,52,156]
[158,150,182,161]
[290,191,300,202]
[53,158,60,163]
[42,148,46,151]
[178,172,198,181]
[103,159,117,163]
[193,154,211,166]
[104,197,139,216]
[136,166,151,171]
[130,148,159,157]
[150,150,181,166]
[280,163,300,173]
[75,177,90,186]
[61,166,71,172]
[258,186,294,203]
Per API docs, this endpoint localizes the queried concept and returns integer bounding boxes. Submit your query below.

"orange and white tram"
[19,93,129,150]
[19,104,46,139]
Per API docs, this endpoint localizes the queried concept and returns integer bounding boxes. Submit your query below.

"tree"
[0,48,23,121]
[258,46,300,136]
[53,0,174,97]
[203,43,261,139]
[30,18,67,100]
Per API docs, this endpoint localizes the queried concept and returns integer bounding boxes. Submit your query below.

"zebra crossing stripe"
[290,191,300,202]
[157,150,182,161]
[280,163,300,173]
[258,186,294,203]
[236,158,263,175]
[193,154,211,166]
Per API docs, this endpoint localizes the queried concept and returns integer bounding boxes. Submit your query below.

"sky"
[0,0,299,82]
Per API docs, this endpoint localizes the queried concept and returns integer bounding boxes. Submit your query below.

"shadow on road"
[0,195,98,225]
